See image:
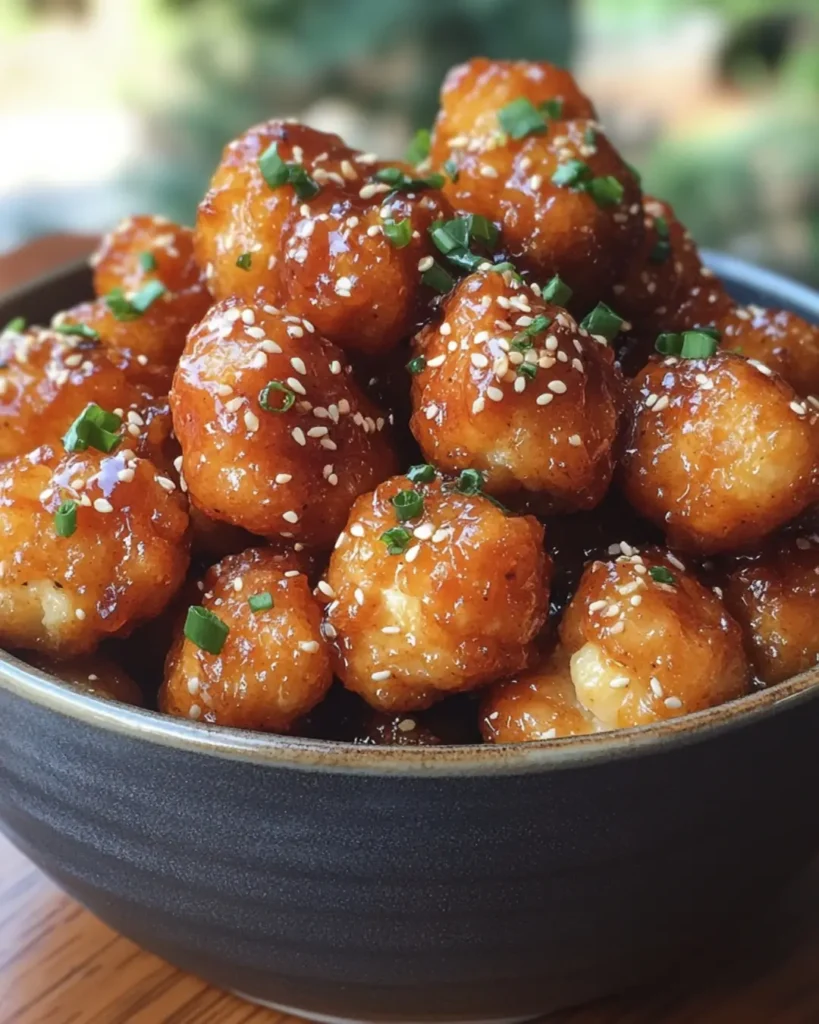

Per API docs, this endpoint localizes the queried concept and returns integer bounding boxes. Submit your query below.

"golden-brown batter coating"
[0,445,190,657]
[430,60,642,309]
[717,304,819,401]
[612,197,732,344]
[481,647,603,743]
[409,268,623,512]
[25,652,144,705]
[720,533,819,685]
[619,352,819,553]
[560,546,751,727]
[321,472,551,712]
[161,547,332,731]
[170,295,398,548]
[196,120,452,356]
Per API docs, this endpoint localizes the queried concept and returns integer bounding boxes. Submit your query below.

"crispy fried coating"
[170,295,398,548]
[25,651,144,705]
[409,269,623,512]
[0,445,189,657]
[321,472,550,712]
[619,352,819,553]
[559,546,750,727]
[161,547,332,731]
[196,121,452,356]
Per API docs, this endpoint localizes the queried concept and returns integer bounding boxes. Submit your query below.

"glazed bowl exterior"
[1,254,818,1023]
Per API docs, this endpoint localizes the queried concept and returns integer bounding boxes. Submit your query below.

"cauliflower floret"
[25,652,144,706]
[0,445,190,657]
[619,351,819,553]
[559,546,751,727]
[161,547,332,731]
[321,471,551,711]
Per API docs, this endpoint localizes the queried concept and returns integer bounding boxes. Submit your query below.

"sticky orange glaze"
[161,547,332,731]
[170,294,399,547]
[619,352,819,553]
[321,472,551,712]
[409,268,623,512]
[195,121,453,356]
[24,652,144,706]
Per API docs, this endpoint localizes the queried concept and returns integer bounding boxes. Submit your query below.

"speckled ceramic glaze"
[1,255,819,1023]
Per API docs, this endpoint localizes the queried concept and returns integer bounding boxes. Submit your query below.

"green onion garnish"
[54,500,77,538]
[184,605,230,655]
[391,489,424,522]
[258,142,320,200]
[498,97,548,140]
[131,279,166,313]
[3,316,26,334]
[517,361,537,380]
[405,128,431,165]
[259,380,296,413]
[648,215,671,264]
[443,158,459,183]
[373,167,445,192]
[105,281,166,321]
[62,403,122,454]
[538,97,564,120]
[583,125,597,147]
[55,323,100,341]
[551,160,591,188]
[381,526,412,555]
[654,329,719,359]
[580,302,624,342]
[489,261,522,280]
[407,463,436,483]
[383,219,412,248]
[542,274,573,306]
[585,175,624,207]
[649,566,676,586]
[429,214,499,275]
[455,468,485,495]
[406,355,426,375]
[248,592,273,613]
[236,253,252,270]
[288,164,321,200]
[421,259,455,294]
[510,314,551,352]
[138,251,157,272]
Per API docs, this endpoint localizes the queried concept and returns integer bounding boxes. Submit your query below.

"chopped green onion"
[510,313,552,351]
[580,302,624,342]
[55,323,100,341]
[542,274,573,306]
[391,489,424,522]
[381,526,412,555]
[455,468,485,495]
[383,219,412,248]
[428,215,499,276]
[105,288,141,321]
[654,330,720,359]
[138,251,157,272]
[288,164,321,200]
[3,316,26,334]
[406,355,426,375]
[54,500,77,538]
[373,167,445,192]
[517,361,537,379]
[583,125,597,147]
[498,97,548,140]
[131,279,166,313]
[248,592,274,613]
[648,215,671,264]
[405,128,431,165]
[407,463,436,483]
[62,403,122,454]
[538,97,564,120]
[184,605,230,655]
[443,158,459,182]
[259,380,295,414]
[649,566,676,586]
[551,159,591,188]
[692,325,721,341]
[421,259,455,294]
[105,281,166,321]
[655,333,681,356]
[489,261,522,281]
[258,142,320,200]
[236,252,253,270]
[585,175,624,207]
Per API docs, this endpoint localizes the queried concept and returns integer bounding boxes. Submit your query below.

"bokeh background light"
[0,0,817,283]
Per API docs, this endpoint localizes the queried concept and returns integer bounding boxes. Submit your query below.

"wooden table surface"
[2,238,819,1023]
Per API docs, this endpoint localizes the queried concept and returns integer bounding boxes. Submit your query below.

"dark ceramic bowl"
[1,254,819,1023]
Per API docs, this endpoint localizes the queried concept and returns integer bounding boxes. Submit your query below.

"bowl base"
[232,991,540,1024]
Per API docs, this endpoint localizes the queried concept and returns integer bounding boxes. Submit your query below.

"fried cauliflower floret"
[0,325,152,462]
[619,352,819,553]
[322,473,551,712]
[720,533,819,685]
[25,652,144,706]
[409,269,622,512]
[430,61,642,309]
[612,197,732,344]
[195,121,452,356]
[717,304,819,401]
[0,445,190,657]
[481,647,604,742]
[559,547,750,727]
[160,547,332,731]
[170,295,398,548]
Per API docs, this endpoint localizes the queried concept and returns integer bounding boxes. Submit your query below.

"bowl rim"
[2,250,819,777]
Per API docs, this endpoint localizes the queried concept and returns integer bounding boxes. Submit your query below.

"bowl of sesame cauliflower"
[2,56,819,1024]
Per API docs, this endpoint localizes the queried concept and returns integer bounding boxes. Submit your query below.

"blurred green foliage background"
[0,0,817,283]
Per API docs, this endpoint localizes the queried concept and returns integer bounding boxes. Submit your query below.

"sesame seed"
[568,434,581,447]
[291,356,307,375]
[382,625,400,634]
[232,577,244,592]
[117,468,135,483]
[790,401,807,416]
[609,676,630,689]
[244,410,260,433]
[299,640,320,654]
[75,608,86,620]
[317,581,336,598]
[350,523,365,537]
[440,322,452,336]
[241,309,255,325]
[653,395,669,412]
[155,476,176,492]
[261,339,283,354]
[480,164,499,178]
[246,326,265,340]
[486,386,504,402]
[225,396,243,413]
[588,600,607,613]
[354,588,365,606]
[536,393,554,406]
[291,427,307,446]
[187,678,200,695]
[216,383,233,397]
[514,377,526,393]
[547,380,567,394]
[666,552,686,571]
[405,544,421,563]
[418,256,434,272]
[427,354,446,368]
[335,277,353,296]
[93,498,113,513]
[650,677,664,698]
[286,377,307,396]
[329,360,342,375]
[748,359,772,377]
[282,510,300,524]
[529,174,543,189]
[475,330,490,344]
[425,404,439,420]
[371,669,392,682]
[609,621,625,634]
[664,696,683,710]
[39,488,54,502]
[431,529,450,544]
[188,705,202,720]
[359,183,381,199]
[275,473,292,484]
[322,622,338,638]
